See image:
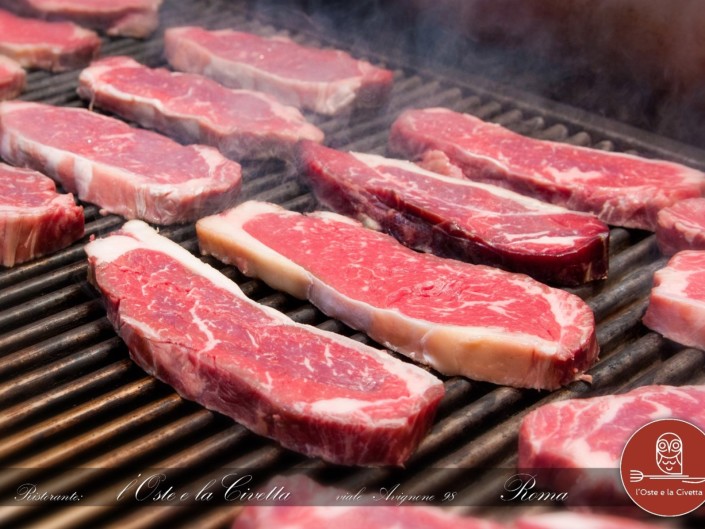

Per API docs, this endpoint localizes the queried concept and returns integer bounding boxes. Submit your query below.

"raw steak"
[0,0,163,38]
[518,385,705,504]
[388,108,705,230]
[0,162,84,267]
[198,201,599,390]
[85,220,443,466]
[643,251,705,349]
[232,475,505,529]
[656,198,705,255]
[0,101,242,225]
[164,26,394,115]
[0,56,25,100]
[297,141,609,286]
[0,8,100,72]
[515,512,666,529]
[77,56,324,160]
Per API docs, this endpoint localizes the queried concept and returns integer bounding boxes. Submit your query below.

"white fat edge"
[308,209,362,226]
[545,166,609,183]
[84,230,144,263]
[350,151,596,217]
[79,56,130,87]
[189,143,238,181]
[114,220,254,301]
[91,59,191,124]
[246,89,307,122]
[0,55,23,74]
[201,34,361,115]
[71,22,99,40]
[404,107,453,116]
[307,396,419,428]
[497,232,603,249]
[72,156,95,199]
[197,201,312,293]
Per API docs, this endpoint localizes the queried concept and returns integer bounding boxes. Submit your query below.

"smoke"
[252,0,705,150]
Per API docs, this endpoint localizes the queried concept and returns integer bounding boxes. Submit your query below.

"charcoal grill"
[2,1,705,527]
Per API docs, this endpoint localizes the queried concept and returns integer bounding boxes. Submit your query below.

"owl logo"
[656,432,683,475]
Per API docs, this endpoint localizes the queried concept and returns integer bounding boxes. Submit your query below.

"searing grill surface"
[2,1,705,527]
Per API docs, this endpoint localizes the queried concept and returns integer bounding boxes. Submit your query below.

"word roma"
[116,473,291,503]
[500,474,568,503]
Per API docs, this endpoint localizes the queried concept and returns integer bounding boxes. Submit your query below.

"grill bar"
[1,0,704,527]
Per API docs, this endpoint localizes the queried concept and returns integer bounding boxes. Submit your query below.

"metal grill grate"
[1,1,704,527]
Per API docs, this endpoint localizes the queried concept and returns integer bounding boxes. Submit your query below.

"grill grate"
[1,1,704,527]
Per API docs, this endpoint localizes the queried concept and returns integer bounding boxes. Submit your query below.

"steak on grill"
[0,101,242,225]
[0,8,100,72]
[85,220,444,466]
[518,385,705,504]
[389,108,705,230]
[297,141,609,286]
[643,251,705,349]
[164,26,394,115]
[656,198,705,255]
[198,201,598,390]
[0,56,24,100]
[0,0,163,38]
[0,162,84,267]
[77,56,324,160]
[515,512,666,529]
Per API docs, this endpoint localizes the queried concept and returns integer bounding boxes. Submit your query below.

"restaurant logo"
[621,419,705,516]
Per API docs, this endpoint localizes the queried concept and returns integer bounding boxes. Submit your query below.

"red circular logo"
[621,419,705,516]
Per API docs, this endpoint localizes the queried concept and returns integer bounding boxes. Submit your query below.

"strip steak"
[85,220,444,466]
[643,251,705,349]
[0,162,83,267]
[0,8,100,71]
[518,385,705,504]
[389,107,705,230]
[297,141,609,286]
[164,26,394,115]
[0,101,242,225]
[78,56,324,160]
[198,201,598,390]
[0,0,163,38]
